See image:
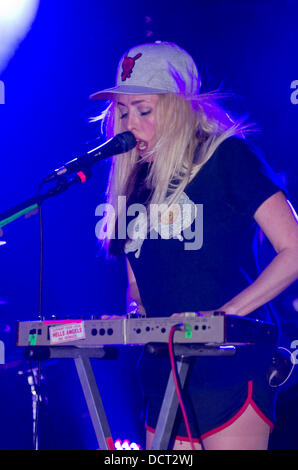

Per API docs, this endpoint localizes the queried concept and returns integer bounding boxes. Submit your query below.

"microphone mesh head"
[115,131,137,152]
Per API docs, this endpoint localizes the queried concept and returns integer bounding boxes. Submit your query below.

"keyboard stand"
[25,346,117,450]
[24,342,241,450]
[151,358,190,450]
[148,343,238,450]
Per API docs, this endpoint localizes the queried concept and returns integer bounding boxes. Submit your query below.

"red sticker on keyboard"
[49,321,85,344]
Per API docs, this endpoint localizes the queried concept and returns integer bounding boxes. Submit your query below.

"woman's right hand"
[127,300,146,317]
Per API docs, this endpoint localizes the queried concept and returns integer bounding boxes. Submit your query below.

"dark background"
[0,0,297,449]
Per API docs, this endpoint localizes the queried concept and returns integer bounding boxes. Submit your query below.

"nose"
[126,109,138,133]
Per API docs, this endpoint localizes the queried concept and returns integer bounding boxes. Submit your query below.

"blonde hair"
[97,91,252,255]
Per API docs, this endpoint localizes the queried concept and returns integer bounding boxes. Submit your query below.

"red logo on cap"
[121,53,142,81]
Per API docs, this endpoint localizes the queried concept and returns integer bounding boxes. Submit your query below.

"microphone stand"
[0,130,136,230]
[0,169,92,230]
[0,169,92,450]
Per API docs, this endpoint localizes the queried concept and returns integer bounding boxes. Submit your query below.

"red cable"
[168,325,196,451]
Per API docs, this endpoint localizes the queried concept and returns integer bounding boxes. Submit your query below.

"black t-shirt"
[126,137,284,320]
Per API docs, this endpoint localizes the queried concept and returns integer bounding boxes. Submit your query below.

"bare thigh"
[146,404,270,450]
[146,430,203,450]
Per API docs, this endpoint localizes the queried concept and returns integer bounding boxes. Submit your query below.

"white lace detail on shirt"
[124,192,197,258]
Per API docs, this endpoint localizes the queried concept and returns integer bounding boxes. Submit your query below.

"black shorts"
[138,345,277,443]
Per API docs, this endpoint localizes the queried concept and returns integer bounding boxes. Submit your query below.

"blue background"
[0,0,297,449]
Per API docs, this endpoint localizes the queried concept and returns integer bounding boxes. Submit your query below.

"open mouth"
[136,140,148,152]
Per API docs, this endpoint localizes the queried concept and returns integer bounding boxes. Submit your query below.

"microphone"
[43,131,136,183]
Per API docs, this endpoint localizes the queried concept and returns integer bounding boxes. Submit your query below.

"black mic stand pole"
[0,170,92,450]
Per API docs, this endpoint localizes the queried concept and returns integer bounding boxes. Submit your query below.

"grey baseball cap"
[90,41,201,99]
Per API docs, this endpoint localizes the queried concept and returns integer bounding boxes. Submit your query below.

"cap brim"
[89,84,169,100]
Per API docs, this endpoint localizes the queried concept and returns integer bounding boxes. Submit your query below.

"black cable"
[32,182,45,449]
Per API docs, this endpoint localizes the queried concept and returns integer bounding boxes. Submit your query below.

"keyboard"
[16,313,278,348]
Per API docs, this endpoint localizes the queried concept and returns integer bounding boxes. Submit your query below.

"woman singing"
[91,41,298,450]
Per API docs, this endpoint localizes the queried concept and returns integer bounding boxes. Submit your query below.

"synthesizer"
[16,313,278,348]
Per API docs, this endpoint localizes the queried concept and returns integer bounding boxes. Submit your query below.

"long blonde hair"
[97,91,251,255]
